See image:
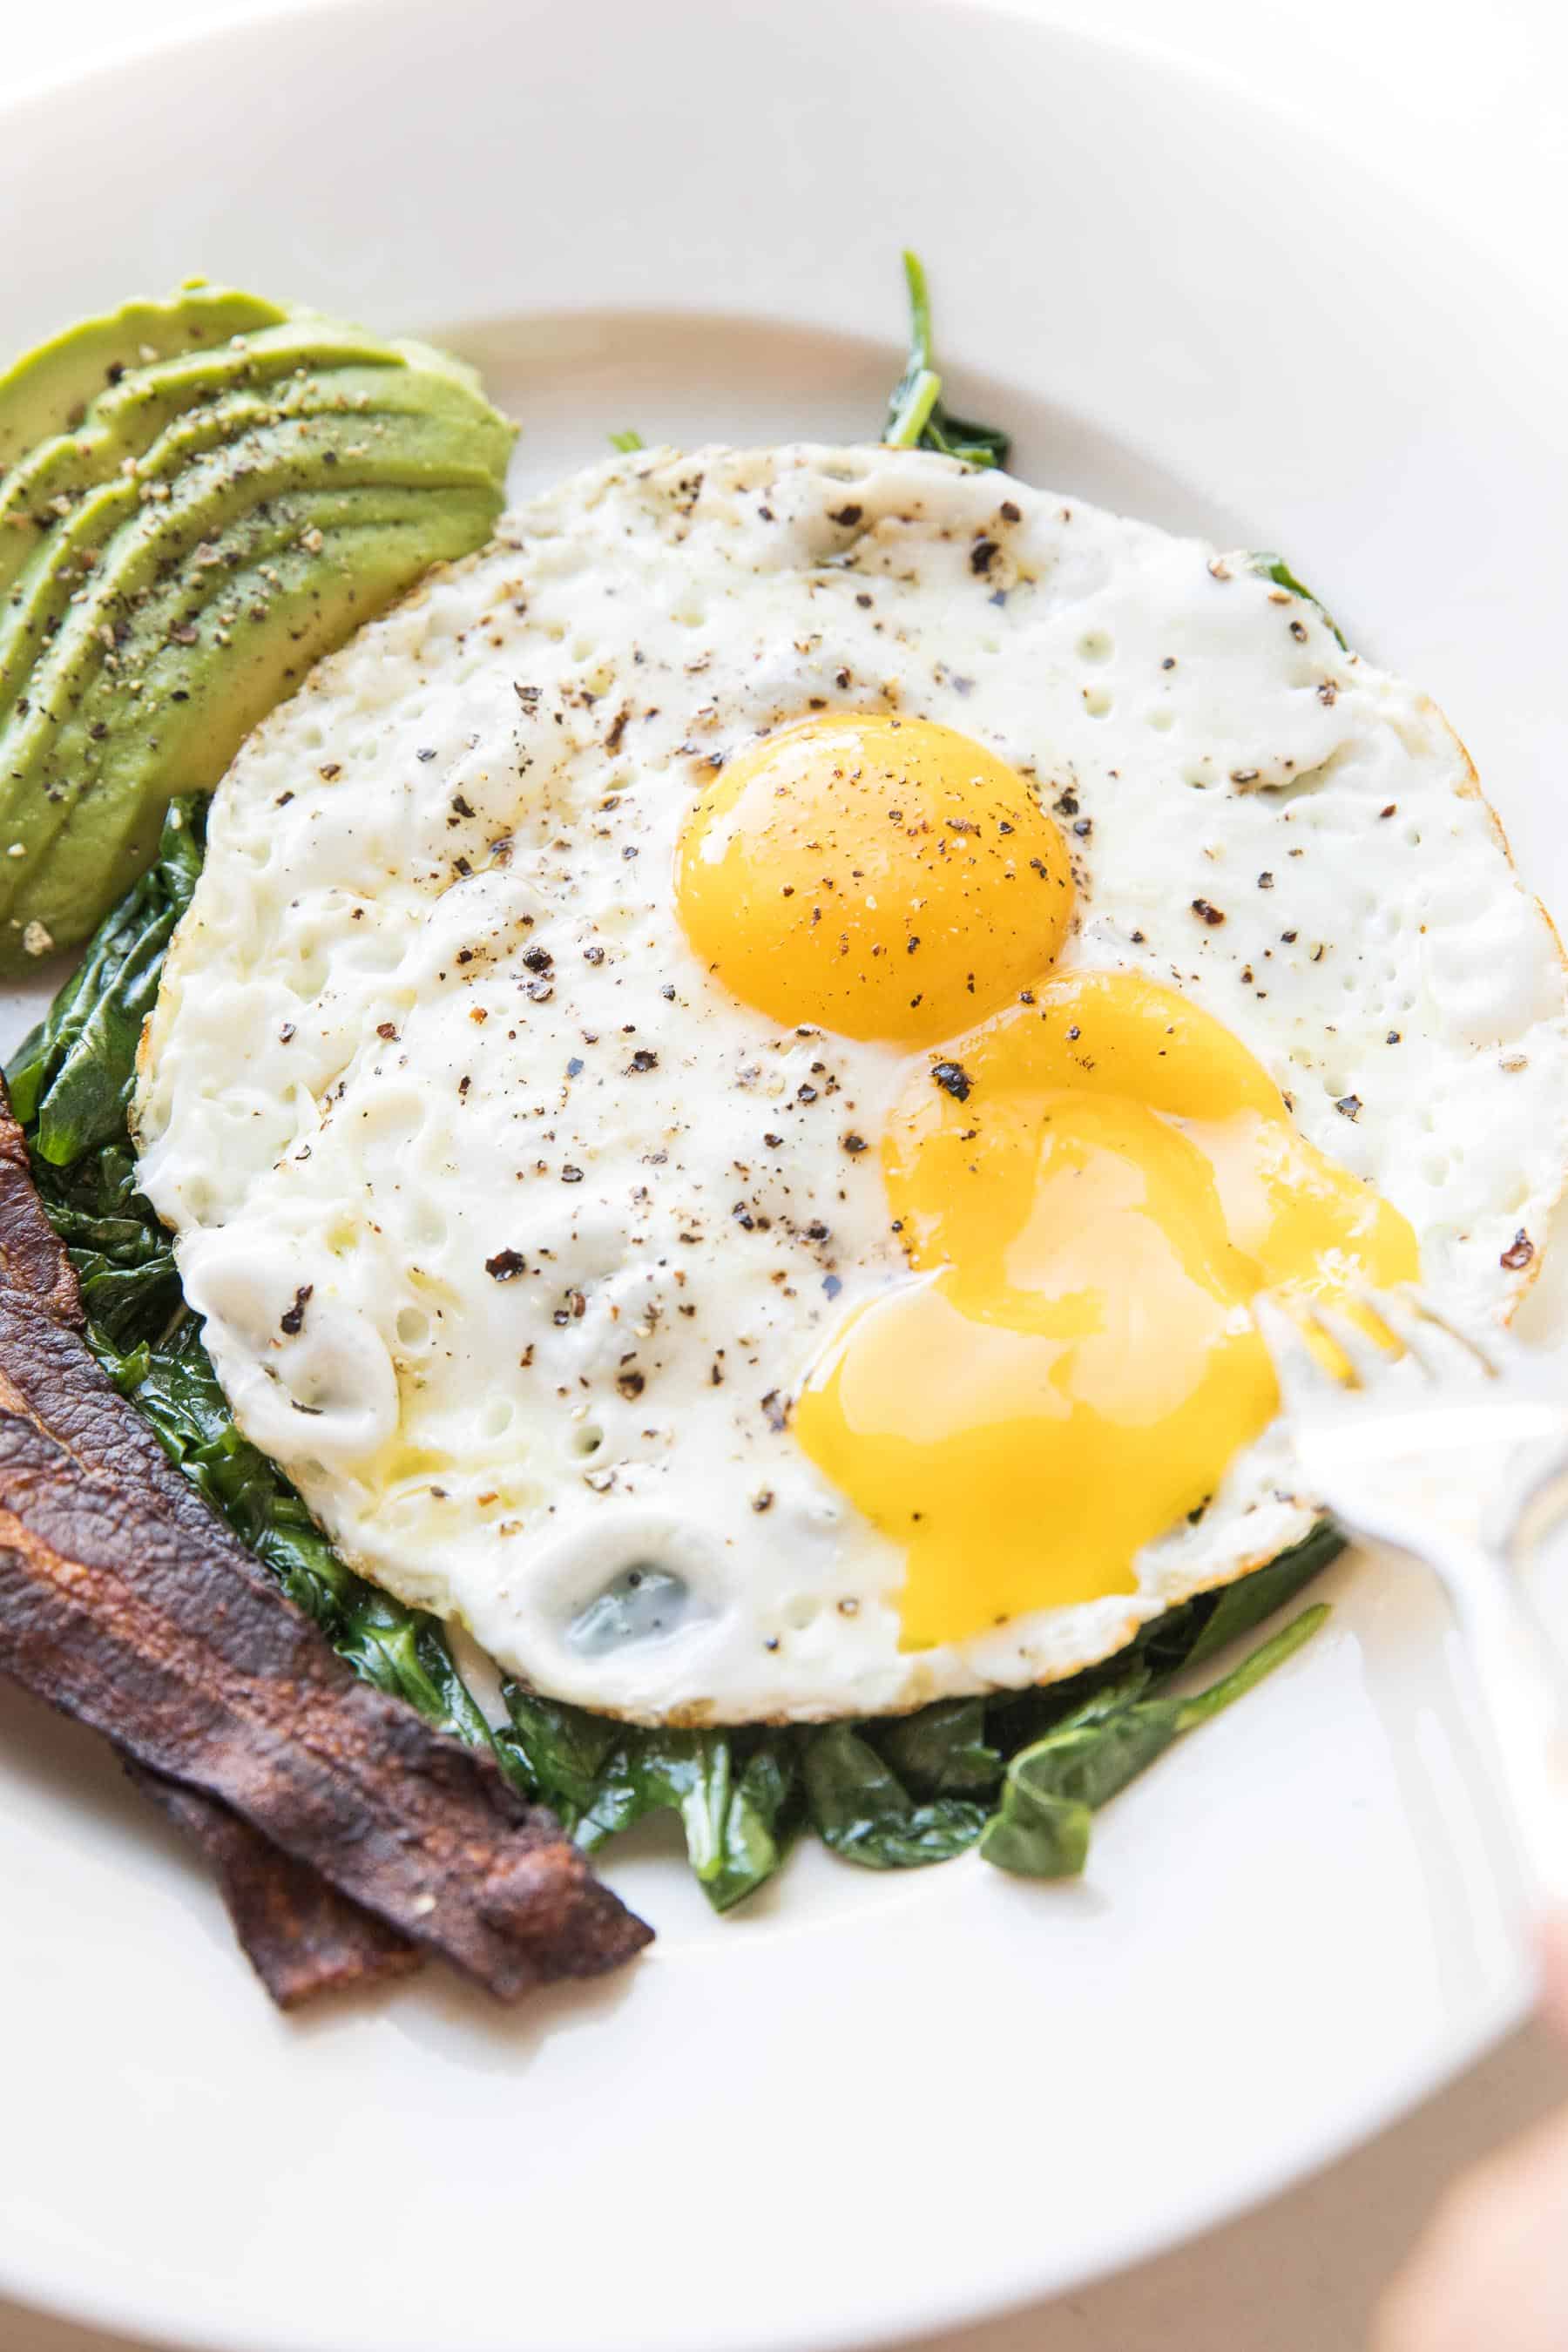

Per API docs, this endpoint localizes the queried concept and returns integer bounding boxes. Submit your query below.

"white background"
[3,1,1568,2347]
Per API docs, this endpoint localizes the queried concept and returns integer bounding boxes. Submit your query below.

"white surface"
[9,2015,1568,2352]
[2,3,1567,2350]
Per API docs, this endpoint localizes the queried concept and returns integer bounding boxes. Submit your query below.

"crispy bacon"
[0,1101,650,2003]
[0,1096,425,1998]
[125,1759,422,2007]
[0,1106,84,1328]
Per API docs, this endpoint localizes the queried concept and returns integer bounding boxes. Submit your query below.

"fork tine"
[1313,1301,1402,1389]
[1352,1288,1443,1377]
[1413,1285,1517,1377]
[1378,1285,1499,1380]
[1253,1294,1342,1407]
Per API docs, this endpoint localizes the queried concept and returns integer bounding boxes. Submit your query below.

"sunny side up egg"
[132,444,1568,1724]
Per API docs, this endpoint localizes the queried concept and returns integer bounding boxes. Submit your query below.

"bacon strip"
[0,1309,651,1996]
[0,1098,424,1999]
[0,1104,82,1326]
[0,1103,650,2002]
[125,1758,423,2007]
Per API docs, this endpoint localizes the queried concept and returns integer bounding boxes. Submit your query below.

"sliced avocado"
[1,422,506,902]
[0,284,287,469]
[0,286,516,969]
[20,497,501,940]
[0,362,511,727]
[0,319,497,597]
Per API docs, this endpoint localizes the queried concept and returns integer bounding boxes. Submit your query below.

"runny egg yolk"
[675,713,1074,1046]
[793,970,1419,1647]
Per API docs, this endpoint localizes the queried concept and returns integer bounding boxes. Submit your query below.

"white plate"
[3,4,1568,2349]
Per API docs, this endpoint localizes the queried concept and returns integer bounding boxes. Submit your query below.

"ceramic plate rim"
[0,5,1562,2349]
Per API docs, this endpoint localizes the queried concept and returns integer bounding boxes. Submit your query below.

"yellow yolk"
[794,970,1418,1647]
[674,713,1073,1047]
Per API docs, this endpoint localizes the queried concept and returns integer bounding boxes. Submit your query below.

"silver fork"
[1254,1288,1568,1912]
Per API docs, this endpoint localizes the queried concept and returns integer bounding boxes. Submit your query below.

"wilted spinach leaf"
[980,1605,1328,1876]
[10,797,203,1158]
[558,1712,802,1912]
[1177,1523,1343,1670]
[875,1697,1002,1797]
[1249,551,1348,651]
[883,250,1010,469]
[802,1723,990,1868]
[497,1686,623,1823]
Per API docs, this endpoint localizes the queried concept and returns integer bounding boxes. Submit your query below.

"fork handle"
[1429,1531,1568,1915]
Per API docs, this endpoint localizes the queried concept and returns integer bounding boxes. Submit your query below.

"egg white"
[132,443,1568,1722]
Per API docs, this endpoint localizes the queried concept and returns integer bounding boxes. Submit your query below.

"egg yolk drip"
[793,970,1419,1647]
[675,713,1073,1046]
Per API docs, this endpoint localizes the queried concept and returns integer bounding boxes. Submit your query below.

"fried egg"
[132,443,1568,1722]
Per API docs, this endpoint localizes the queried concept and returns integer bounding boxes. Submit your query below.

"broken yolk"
[674,712,1073,1047]
[793,970,1418,1647]
[675,713,1414,1648]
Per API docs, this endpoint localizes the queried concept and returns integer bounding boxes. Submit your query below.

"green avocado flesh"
[0,281,515,970]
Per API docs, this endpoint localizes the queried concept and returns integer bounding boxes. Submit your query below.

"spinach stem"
[1175,1604,1329,1731]
[902,249,934,368]
[886,367,942,449]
